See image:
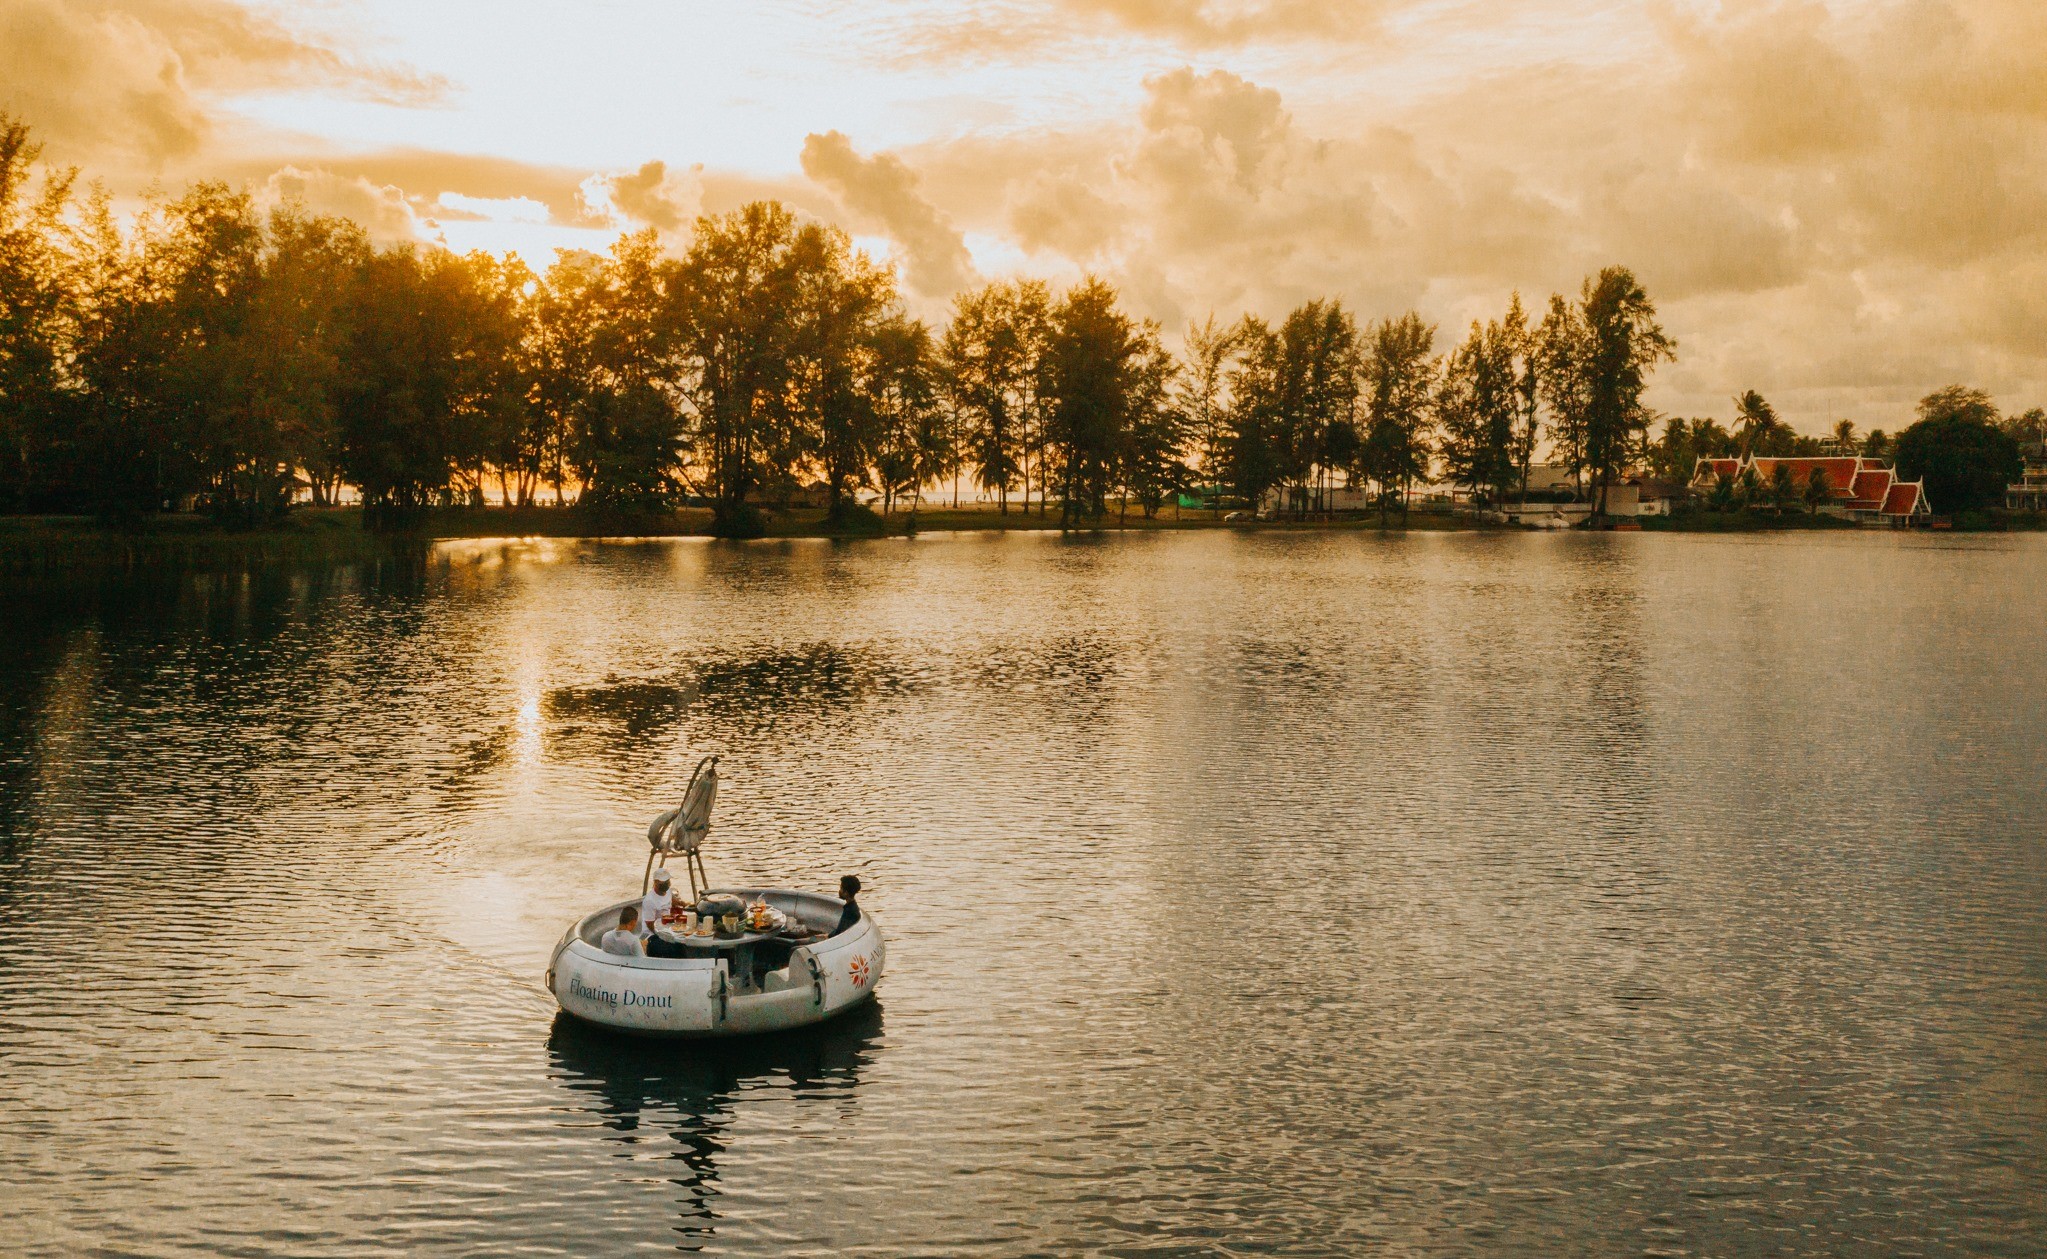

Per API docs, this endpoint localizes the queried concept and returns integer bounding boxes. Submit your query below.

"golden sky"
[4,0,2044,426]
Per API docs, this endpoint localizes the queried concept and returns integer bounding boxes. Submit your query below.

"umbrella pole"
[642,848,657,896]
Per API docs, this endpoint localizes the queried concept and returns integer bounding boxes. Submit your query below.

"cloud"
[885,1,2047,424]
[1664,1,1877,165]
[1135,67,1289,192]
[258,164,418,243]
[220,148,614,230]
[438,192,551,224]
[1084,0,1386,45]
[9,0,2047,428]
[863,0,1394,59]
[256,161,602,249]
[800,130,977,297]
[1009,171,1121,259]
[579,159,705,237]
[909,68,1551,321]
[0,0,440,170]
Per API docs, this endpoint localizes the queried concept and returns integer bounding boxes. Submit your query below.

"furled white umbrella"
[646,755,718,897]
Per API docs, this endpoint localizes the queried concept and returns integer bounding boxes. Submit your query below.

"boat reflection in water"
[544,1000,885,1248]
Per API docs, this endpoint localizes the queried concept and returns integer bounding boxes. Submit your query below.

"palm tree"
[1802,466,1832,515]
[1769,461,1798,513]
[1735,463,1764,507]
[1831,418,1856,452]
[1735,390,1785,458]
[1693,418,1734,456]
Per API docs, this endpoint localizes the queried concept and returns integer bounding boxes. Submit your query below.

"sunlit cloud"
[0,0,440,170]
[841,0,1401,61]
[6,0,2046,425]
[438,192,551,224]
[799,131,978,297]
[581,160,705,236]
[256,164,418,242]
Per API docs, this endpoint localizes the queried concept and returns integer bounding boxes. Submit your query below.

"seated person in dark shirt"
[644,925,689,958]
[831,874,863,937]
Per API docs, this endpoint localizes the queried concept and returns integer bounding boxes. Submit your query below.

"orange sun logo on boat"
[848,955,871,987]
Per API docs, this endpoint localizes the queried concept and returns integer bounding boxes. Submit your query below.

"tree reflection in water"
[544,1001,884,1250]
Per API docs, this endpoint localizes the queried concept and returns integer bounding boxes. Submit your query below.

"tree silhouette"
[1578,268,1673,518]
[1436,316,1517,505]
[1043,277,1139,528]
[1360,312,1437,522]
[1895,387,2021,514]
[1734,390,1785,458]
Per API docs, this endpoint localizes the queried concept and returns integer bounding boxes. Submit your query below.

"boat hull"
[546,890,884,1039]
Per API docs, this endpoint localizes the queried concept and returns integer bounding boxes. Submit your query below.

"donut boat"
[545,758,885,1038]
[547,889,883,1037]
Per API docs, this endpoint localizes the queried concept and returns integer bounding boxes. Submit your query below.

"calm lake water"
[2,529,2043,1257]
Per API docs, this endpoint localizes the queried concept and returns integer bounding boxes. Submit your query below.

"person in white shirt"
[640,869,679,937]
[600,906,643,957]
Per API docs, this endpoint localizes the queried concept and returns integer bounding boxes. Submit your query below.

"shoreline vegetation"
[5,502,2040,575]
[2,112,2038,564]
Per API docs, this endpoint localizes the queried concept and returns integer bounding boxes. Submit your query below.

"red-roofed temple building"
[1689,455,1932,524]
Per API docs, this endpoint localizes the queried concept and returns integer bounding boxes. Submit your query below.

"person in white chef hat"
[639,869,679,937]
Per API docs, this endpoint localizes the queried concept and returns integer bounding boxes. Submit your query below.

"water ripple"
[0,531,2043,1256]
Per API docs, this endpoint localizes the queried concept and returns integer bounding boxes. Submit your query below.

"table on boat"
[650,923,820,946]
[655,928,819,989]
[661,929,774,954]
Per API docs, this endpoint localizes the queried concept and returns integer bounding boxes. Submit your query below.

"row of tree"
[0,113,1686,530]
[11,112,2028,530]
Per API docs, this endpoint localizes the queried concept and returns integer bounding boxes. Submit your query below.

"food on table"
[743,897,788,933]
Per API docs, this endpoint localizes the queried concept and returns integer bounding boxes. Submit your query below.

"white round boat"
[547,888,884,1038]
[545,756,885,1038]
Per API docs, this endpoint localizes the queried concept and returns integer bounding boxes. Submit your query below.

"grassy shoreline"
[2,503,2037,573]
[0,511,405,575]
